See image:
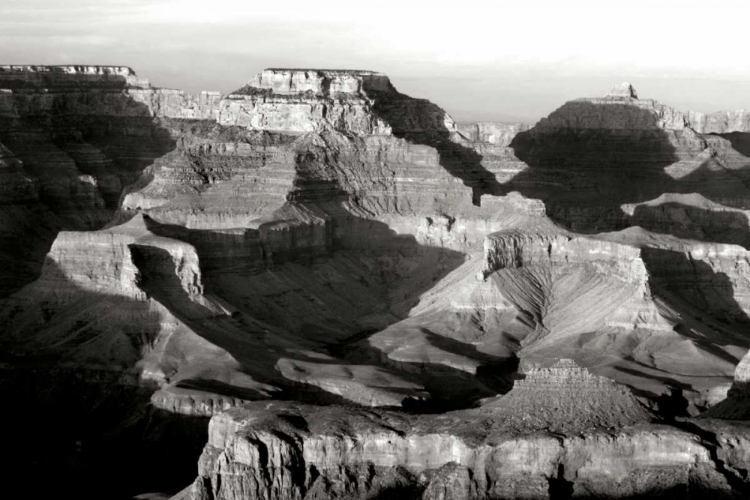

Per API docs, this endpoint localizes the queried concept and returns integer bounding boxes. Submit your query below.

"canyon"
[2,65,750,499]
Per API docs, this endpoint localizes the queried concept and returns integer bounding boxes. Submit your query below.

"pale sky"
[2,0,750,123]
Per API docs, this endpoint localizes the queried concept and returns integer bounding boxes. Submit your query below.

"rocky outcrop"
[704,349,750,419]
[115,68,540,253]
[456,122,531,146]
[607,81,639,99]
[216,69,393,135]
[502,83,750,236]
[185,400,746,500]
[246,69,391,95]
[483,359,653,433]
[689,109,750,134]
[482,230,647,282]
[37,214,203,300]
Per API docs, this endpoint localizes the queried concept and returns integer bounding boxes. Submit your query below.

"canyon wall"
[3,69,750,497]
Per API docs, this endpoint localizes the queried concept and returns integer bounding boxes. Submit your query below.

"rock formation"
[607,81,639,99]
[185,382,744,500]
[482,359,653,433]
[703,348,750,419]
[3,69,750,498]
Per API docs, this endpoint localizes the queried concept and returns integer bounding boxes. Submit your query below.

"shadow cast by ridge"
[506,101,750,237]
[0,78,176,296]
[369,88,503,206]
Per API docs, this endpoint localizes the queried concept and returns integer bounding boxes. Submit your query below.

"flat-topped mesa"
[219,68,397,134]
[0,65,149,89]
[0,63,223,121]
[241,68,392,96]
[538,82,694,131]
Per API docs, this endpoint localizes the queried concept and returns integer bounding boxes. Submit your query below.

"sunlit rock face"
[185,398,743,500]
[689,109,750,134]
[457,122,531,146]
[211,69,396,135]
[247,68,392,94]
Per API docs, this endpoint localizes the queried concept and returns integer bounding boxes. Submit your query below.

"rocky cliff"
[185,363,748,500]
[3,69,750,498]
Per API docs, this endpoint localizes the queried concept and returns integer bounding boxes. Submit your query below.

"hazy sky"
[2,0,750,123]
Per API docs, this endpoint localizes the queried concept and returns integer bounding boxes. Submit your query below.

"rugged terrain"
[2,66,750,498]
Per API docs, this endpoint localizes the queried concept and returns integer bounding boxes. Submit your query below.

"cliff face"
[185,360,749,499]
[689,109,750,134]
[4,69,750,497]
[187,398,746,500]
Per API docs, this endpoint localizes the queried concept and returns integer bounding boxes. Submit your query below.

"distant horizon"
[5,63,748,126]
[3,0,750,123]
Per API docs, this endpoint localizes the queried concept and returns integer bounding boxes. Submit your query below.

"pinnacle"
[607,82,638,99]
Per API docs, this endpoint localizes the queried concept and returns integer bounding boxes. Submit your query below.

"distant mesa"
[241,68,392,96]
[606,81,639,99]
[0,64,148,88]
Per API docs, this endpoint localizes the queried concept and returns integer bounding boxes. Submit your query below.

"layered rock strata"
[5,70,750,498]
[482,359,653,433]
[0,65,181,295]
[185,399,748,500]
